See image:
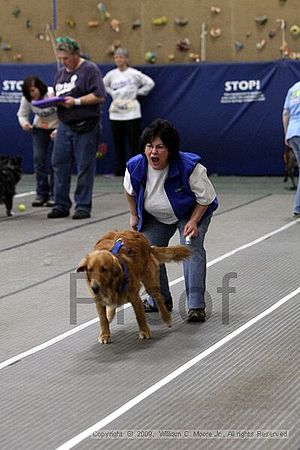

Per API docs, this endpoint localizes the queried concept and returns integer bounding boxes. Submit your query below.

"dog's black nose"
[91,283,100,295]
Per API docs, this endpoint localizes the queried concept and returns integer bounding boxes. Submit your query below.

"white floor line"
[56,286,300,450]
[0,318,98,370]
[169,220,297,286]
[15,191,35,198]
[0,219,297,371]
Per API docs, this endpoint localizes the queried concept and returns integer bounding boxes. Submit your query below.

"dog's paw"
[161,311,172,327]
[139,329,151,340]
[98,334,111,344]
[165,316,172,328]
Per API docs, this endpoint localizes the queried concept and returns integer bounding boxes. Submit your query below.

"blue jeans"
[142,212,212,309]
[288,136,300,214]
[52,122,100,213]
[32,127,54,199]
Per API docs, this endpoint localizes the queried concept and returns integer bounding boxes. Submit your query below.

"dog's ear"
[112,260,125,291]
[77,256,88,272]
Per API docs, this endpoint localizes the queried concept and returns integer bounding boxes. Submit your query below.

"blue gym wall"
[0,59,299,175]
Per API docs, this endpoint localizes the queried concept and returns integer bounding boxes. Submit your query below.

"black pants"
[110,119,141,175]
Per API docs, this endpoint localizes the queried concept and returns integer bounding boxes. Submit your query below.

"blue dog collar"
[110,239,129,293]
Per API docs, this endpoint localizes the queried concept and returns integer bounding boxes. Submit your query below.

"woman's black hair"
[139,118,180,159]
[22,76,48,102]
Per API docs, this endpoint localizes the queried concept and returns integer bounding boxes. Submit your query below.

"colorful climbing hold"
[110,19,120,32]
[12,8,21,18]
[0,42,12,51]
[210,27,221,38]
[176,38,190,51]
[189,52,200,62]
[256,39,266,50]
[132,19,141,30]
[97,3,111,21]
[234,41,244,50]
[65,19,76,28]
[290,25,300,37]
[211,6,221,14]
[174,17,188,26]
[152,16,168,26]
[88,21,100,27]
[268,29,276,38]
[13,53,23,61]
[255,16,268,26]
[145,51,157,63]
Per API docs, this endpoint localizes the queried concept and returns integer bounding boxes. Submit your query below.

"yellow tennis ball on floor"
[18,203,26,212]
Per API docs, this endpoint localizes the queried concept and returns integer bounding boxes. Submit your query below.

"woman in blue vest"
[123,119,218,322]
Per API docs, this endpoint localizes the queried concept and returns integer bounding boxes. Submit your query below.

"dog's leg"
[290,174,297,190]
[130,294,151,339]
[143,280,172,328]
[106,306,117,322]
[5,196,13,216]
[95,302,111,344]
[142,258,172,327]
[148,288,172,328]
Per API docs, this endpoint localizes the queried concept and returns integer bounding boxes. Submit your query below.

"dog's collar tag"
[111,238,124,255]
[110,239,129,293]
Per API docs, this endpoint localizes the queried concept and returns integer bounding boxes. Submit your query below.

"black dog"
[0,155,22,216]
[283,147,298,190]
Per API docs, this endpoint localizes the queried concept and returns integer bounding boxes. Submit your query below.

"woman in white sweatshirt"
[17,76,59,206]
[103,48,155,176]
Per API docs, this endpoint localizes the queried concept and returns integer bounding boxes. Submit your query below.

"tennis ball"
[18,203,26,212]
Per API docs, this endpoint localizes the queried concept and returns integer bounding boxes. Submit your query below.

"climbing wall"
[0,0,299,64]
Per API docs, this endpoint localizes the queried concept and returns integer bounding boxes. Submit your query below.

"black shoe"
[293,212,300,217]
[32,197,48,207]
[47,209,69,218]
[143,299,158,312]
[72,210,91,220]
[187,308,206,322]
[46,199,55,207]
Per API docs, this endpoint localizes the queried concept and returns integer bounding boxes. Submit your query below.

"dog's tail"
[151,245,191,264]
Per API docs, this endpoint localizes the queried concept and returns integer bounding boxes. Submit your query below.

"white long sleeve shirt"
[103,67,155,120]
[17,88,59,130]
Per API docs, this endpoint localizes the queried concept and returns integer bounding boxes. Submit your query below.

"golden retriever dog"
[77,230,191,344]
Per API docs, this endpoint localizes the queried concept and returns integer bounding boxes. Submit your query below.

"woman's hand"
[124,192,139,230]
[62,96,75,109]
[184,204,209,238]
[183,219,198,238]
[50,130,57,140]
[22,123,32,131]
[129,213,139,230]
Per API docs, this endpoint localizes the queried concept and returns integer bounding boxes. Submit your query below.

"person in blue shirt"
[283,81,300,217]
[48,37,106,220]
[123,118,218,322]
